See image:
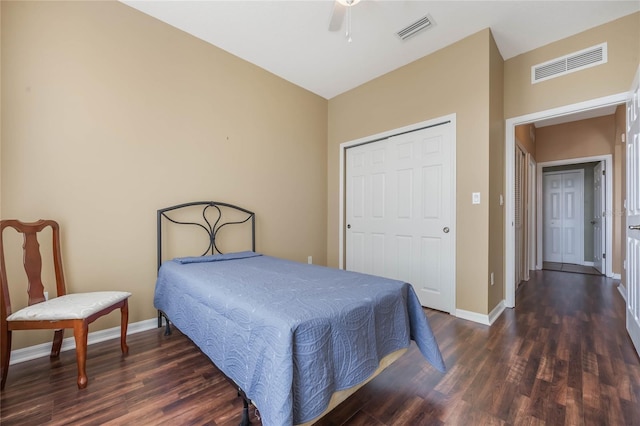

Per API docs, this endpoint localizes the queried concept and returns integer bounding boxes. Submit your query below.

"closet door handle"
[630,225,640,231]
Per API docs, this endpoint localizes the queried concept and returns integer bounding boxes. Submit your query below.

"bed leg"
[158,311,172,336]
[238,390,251,426]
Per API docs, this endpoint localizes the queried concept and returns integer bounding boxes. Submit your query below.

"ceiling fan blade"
[328,1,346,32]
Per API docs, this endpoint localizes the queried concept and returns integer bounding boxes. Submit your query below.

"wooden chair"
[0,219,131,389]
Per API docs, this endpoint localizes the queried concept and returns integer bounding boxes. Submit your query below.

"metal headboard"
[156,201,255,271]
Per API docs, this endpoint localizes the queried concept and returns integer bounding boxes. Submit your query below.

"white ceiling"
[534,105,619,128]
[121,1,639,100]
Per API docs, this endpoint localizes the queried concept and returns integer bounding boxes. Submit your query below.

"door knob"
[347,224,351,229]
[443,227,450,233]
[630,225,640,231]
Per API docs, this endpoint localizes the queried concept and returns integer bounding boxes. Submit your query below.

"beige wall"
[488,33,505,312]
[614,104,627,283]
[535,116,615,163]
[505,12,640,119]
[1,1,328,349]
[515,124,536,157]
[328,29,493,315]
[3,3,639,353]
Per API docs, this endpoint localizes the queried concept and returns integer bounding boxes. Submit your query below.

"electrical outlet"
[307,256,312,264]
[490,272,494,286]
[44,291,49,301]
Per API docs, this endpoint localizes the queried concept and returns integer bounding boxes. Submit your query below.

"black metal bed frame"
[156,201,256,426]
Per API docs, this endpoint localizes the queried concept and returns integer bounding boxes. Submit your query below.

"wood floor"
[542,262,602,276]
[2,270,639,425]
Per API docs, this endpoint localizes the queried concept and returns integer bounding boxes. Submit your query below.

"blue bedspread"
[154,252,445,425]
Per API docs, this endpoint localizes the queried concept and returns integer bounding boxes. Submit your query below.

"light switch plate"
[472,192,481,204]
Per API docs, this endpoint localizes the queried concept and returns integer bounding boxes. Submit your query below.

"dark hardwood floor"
[2,270,639,425]
[542,262,602,276]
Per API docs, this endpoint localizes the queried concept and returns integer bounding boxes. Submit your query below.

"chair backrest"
[0,220,67,319]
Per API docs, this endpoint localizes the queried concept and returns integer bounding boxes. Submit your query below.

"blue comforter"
[154,252,445,425]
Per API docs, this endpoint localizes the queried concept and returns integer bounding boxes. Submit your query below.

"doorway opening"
[535,155,613,278]
[505,92,627,308]
[539,159,610,277]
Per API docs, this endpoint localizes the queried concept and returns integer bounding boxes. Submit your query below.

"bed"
[154,201,446,426]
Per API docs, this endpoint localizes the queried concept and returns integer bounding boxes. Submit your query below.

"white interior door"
[544,173,563,262]
[543,170,584,264]
[346,123,454,312]
[592,162,605,273]
[626,67,640,357]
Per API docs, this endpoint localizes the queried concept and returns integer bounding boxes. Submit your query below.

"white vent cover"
[532,43,607,84]
[396,14,435,41]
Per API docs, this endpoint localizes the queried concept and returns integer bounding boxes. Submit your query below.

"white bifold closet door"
[345,123,454,313]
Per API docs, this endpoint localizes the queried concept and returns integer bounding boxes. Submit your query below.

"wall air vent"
[532,43,607,84]
[396,14,435,41]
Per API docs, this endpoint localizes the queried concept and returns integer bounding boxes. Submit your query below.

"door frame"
[514,141,530,283]
[593,161,606,273]
[540,167,589,265]
[338,113,457,306]
[505,93,627,308]
[537,157,612,272]
[528,155,537,271]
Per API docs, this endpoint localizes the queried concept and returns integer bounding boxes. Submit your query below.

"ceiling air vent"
[396,14,435,41]
[532,43,607,84]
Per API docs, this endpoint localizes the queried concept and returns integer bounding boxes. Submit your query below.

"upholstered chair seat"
[7,292,131,322]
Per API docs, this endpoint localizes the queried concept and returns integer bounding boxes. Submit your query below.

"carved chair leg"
[120,300,129,354]
[1,328,11,390]
[51,329,65,358]
[73,320,89,389]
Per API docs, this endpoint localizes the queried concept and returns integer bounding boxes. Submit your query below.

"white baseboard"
[618,284,627,302]
[488,301,506,325]
[583,261,594,267]
[455,301,505,326]
[9,318,158,366]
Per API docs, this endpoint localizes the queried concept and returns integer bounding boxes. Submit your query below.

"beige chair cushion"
[6,291,131,321]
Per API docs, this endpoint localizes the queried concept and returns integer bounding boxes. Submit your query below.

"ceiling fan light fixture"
[329,0,362,43]
[337,0,361,6]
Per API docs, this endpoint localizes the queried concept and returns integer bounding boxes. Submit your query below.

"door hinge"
[602,169,605,175]
[603,253,606,259]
